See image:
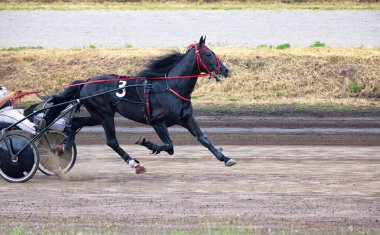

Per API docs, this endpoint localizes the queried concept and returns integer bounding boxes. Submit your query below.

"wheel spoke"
[36,131,76,175]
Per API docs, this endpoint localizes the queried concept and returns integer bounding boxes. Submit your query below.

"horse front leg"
[135,122,174,155]
[180,116,237,167]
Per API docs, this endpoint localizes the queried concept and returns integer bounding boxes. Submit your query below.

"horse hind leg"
[62,116,100,152]
[135,137,174,155]
[135,123,174,155]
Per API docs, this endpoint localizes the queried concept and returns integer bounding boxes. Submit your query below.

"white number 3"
[116,81,127,97]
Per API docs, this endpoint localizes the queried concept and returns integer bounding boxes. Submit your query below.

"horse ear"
[199,36,204,45]
[204,35,207,44]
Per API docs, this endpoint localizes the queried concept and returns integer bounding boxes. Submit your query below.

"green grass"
[256,44,273,49]
[276,43,291,50]
[123,43,133,48]
[1,1,379,11]
[3,46,43,51]
[226,95,240,101]
[4,224,380,235]
[310,41,326,48]
[2,224,256,235]
[349,81,362,93]
[5,227,24,235]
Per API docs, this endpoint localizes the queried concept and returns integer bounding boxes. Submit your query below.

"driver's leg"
[0,109,37,135]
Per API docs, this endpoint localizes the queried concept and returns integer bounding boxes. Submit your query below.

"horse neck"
[166,51,199,98]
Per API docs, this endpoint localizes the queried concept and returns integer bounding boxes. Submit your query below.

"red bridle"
[188,43,221,77]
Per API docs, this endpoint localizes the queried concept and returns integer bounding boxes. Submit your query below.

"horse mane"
[137,50,189,78]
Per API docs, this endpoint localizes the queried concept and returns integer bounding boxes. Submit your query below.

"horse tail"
[43,80,85,126]
[53,80,85,103]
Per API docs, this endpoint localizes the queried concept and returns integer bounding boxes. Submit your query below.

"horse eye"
[206,53,212,57]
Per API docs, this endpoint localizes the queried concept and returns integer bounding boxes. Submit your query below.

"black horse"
[44,36,237,174]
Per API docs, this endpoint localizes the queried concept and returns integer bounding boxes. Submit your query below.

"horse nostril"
[224,69,230,76]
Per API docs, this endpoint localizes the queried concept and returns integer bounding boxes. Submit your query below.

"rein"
[15,43,221,103]
[63,73,209,88]
[15,74,209,103]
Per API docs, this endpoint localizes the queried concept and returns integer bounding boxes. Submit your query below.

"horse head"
[189,36,229,82]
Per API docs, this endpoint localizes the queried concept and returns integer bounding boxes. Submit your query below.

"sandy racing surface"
[1,144,379,234]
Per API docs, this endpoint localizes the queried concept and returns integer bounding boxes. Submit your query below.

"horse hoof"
[225,159,237,167]
[55,145,64,156]
[135,165,146,174]
[135,137,145,145]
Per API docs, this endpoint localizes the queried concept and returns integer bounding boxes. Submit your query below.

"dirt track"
[1,144,379,234]
[1,115,380,233]
[76,115,380,146]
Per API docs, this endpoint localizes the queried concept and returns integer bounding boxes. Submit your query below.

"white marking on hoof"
[135,137,145,145]
[225,159,237,167]
[128,159,139,168]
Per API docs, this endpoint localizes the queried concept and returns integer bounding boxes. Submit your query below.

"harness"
[190,43,221,79]
[9,43,223,125]
[143,79,152,123]
[117,43,222,124]
[142,78,187,124]
[113,43,221,124]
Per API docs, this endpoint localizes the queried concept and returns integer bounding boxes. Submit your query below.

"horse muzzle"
[215,74,225,82]
[207,72,225,82]
[216,67,229,82]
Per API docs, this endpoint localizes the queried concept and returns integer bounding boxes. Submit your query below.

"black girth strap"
[143,79,151,125]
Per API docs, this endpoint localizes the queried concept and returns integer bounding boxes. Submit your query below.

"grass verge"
[1,46,379,115]
[1,0,380,10]
[4,224,380,235]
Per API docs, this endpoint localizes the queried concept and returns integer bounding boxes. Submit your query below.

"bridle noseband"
[188,43,221,78]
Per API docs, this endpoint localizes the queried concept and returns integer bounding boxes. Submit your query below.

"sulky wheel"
[0,133,39,183]
[36,130,76,176]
